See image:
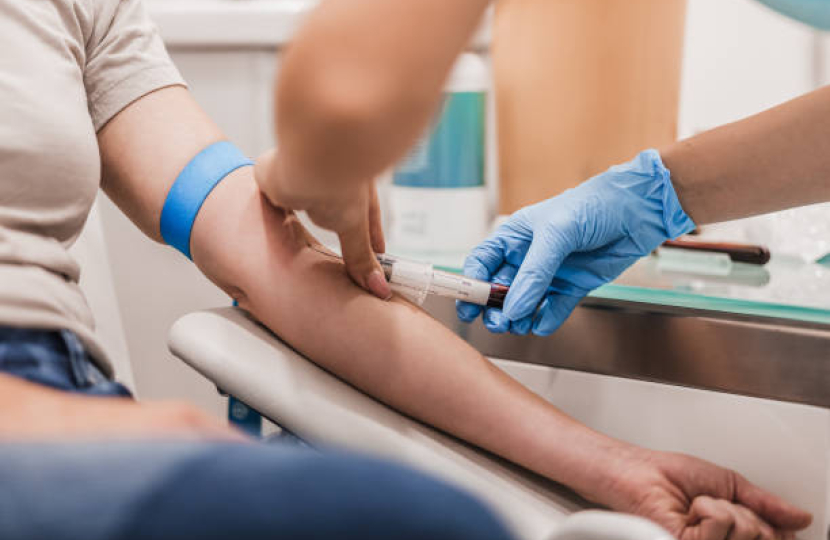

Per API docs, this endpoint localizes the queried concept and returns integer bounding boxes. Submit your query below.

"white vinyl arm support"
[168,307,674,540]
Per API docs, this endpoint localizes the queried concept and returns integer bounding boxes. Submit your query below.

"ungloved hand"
[254,149,391,301]
[457,149,695,335]
[602,448,812,540]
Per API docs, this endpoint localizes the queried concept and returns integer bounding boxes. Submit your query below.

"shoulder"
[82,0,156,53]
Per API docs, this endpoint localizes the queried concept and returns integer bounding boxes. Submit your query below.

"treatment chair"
[68,199,667,538]
[168,306,674,540]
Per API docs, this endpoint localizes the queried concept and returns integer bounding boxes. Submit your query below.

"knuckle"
[692,496,732,524]
[165,402,207,427]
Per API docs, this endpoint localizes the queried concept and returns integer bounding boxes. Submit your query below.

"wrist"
[598,149,695,247]
[552,429,660,511]
[583,443,668,513]
[649,149,696,240]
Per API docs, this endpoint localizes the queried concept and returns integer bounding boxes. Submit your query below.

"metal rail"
[424,296,830,409]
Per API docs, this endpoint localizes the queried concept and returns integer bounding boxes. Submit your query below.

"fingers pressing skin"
[254,150,391,300]
[337,204,391,300]
[338,183,390,299]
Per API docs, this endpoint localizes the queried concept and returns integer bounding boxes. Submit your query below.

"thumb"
[339,215,391,301]
[734,475,812,531]
[503,230,574,321]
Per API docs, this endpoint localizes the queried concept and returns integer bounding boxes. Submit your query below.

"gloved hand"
[457,149,695,335]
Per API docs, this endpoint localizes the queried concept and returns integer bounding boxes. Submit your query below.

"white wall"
[679,0,818,138]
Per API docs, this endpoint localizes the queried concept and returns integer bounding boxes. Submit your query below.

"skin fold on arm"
[96,86,810,540]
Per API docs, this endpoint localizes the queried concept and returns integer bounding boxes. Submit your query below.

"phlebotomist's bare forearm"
[663,85,830,224]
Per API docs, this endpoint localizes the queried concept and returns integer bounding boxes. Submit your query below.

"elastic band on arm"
[160,141,253,259]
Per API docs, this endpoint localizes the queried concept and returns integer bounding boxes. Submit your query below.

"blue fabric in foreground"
[0,327,514,540]
[160,141,253,259]
[0,442,514,540]
[0,327,130,397]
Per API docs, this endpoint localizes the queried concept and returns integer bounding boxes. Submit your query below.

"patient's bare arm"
[0,375,245,442]
[190,164,810,540]
[98,86,811,540]
[193,168,621,496]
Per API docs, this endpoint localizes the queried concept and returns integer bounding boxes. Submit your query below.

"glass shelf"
[436,254,830,327]
[598,255,830,326]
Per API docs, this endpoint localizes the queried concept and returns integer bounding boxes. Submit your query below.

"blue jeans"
[0,327,131,397]
[0,328,514,540]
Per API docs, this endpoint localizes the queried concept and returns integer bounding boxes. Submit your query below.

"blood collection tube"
[376,253,509,308]
[311,246,510,308]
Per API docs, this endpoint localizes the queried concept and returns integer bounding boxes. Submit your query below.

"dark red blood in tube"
[486,283,510,309]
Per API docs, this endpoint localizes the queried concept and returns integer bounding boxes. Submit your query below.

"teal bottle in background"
[754,0,830,29]
[389,53,490,268]
[394,91,485,189]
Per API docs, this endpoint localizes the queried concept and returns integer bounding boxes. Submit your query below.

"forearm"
[0,375,126,440]
[274,0,489,194]
[190,170,632,503]
[98,85,629,502]
[662,85,830,224]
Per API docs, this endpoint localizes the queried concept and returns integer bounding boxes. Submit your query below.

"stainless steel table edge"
[423,297,830,409]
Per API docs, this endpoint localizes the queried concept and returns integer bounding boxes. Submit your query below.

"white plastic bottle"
[388,53,490,268]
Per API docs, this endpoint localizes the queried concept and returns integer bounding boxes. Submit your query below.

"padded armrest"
[169,307,673,540]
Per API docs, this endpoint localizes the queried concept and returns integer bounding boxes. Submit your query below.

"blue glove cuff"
[642,149,696,239]
[160,141,253,260]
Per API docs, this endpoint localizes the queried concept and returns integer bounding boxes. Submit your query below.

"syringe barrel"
[377,253,499,307]
[429,269,492,306]
[377,254,433,305]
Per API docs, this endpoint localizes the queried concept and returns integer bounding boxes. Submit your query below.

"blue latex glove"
[457,149,695,336]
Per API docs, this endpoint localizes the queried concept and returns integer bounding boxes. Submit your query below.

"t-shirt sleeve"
[84,0,186,131]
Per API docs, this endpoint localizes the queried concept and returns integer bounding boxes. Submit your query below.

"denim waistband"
[0,327,131,397]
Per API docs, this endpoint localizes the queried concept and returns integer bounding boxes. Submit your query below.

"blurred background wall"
[96,0,828,415]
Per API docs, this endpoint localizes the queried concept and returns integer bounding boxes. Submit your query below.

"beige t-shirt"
[0,0,184,375]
